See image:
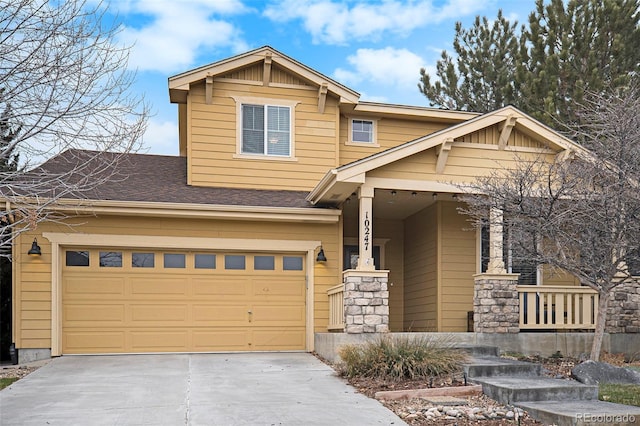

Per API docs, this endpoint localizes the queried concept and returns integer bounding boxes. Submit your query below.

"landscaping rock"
[571,360,640,385]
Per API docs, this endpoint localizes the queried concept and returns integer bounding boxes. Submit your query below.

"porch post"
[357,185,375,271]
[487,207,506,274]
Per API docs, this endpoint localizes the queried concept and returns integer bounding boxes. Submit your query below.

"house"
[12,46,622,363]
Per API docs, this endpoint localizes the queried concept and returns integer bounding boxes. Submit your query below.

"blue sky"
[107,0,538,156]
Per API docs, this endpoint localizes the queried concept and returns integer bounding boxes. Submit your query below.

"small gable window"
[352,119,374,143]
[347,117,378,146]
[242,104,291,157]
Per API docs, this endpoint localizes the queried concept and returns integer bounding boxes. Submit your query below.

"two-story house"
[12,46,591,362]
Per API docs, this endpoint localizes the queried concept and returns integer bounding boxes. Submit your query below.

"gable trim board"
[43,232,321,356]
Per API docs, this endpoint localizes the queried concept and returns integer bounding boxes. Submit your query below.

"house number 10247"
[363,212,370,251]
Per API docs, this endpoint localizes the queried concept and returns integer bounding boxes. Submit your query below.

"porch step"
[515,400,640,426]
[470,376,598,404]
[464,356,542,378]
[454,345,499,357]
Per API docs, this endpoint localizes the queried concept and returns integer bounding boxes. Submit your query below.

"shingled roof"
[35,150,318,209]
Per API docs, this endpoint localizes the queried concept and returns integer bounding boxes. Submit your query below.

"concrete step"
[470,376,598,405]
[464,356,542,378]
[516,400,640,426]
[454,345,499,357]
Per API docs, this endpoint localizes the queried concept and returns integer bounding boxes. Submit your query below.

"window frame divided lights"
[241,103,291,157]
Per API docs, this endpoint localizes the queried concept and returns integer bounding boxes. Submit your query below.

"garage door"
[61,249,306,354]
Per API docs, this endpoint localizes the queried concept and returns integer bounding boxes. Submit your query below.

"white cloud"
[142,119,179,155]
[113,0,249,73]
[334,47,427,91]
[264,0,486,44]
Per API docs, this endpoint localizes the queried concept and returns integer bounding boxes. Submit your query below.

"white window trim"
[345,116,379,147]
[231,95,299,160]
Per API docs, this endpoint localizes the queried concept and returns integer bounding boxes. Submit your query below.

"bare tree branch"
[460,80,640,360]
[0,0,149,253]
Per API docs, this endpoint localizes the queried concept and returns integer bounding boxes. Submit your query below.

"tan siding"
[14,231,52,349]
[403,205,438,331]
[188,80,338,190]
[339,116,448,166]
[15,215,341,351]
[455,125,549,150]
[438,201,476,332]
[543,268,580,286]
[377,219,404,331]
[220,63,262,82]
[369,146,556,183]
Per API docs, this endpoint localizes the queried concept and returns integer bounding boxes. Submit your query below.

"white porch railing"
[327,283,345,331]
[517,285,598,330]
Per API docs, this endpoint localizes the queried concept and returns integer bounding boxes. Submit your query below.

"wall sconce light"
[28,238,41,256]
[391,190,397,196]
[316,246,327,263]
[432,193,438,200]
[411,191,417,197]
[452,193,458,200]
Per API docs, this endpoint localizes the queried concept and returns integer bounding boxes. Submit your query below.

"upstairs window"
[352,119,374,143]
[242,104,291,157]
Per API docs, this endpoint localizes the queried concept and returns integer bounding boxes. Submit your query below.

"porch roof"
[307,105,591,205]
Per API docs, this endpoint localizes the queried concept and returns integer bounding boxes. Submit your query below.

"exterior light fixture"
[452,193,458,200]
[316,246,327,263]
[391,190,397,196]
[411,191,417,197]
[28,238,41,256]
[432,193,438,200]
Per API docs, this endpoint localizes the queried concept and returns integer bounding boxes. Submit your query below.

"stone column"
[343,270,389,333]
[605,282,640,333]
[473,273,520,333]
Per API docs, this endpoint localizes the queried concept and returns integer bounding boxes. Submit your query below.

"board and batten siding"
[403,204,438,331]
[14,214,340,350]
[187,80,339,191]
[438,201,476,331]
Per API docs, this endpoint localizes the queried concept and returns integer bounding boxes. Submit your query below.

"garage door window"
[195,254,216,269]
[283,256,303,271]
[164,253,186,268]
[225,255,245,270]
[254,255,275,270]
[100,251,122,267]
[66,251,89,267]
[132,252,154,268]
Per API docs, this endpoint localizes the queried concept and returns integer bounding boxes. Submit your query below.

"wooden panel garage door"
[61,249,306,354]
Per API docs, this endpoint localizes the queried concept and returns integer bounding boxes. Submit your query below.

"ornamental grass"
[337,335,468,381]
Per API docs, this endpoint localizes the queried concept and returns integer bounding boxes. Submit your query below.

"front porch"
[328,279,599,333]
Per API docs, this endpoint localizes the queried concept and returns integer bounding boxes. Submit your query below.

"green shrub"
[337,335,468,381]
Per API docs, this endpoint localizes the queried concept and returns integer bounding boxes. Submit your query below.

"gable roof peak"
[168,46,360,104]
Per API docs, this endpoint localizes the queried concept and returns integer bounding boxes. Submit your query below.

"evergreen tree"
[420,0,640,128]
[519,0,640,127]
[419,10,521,112]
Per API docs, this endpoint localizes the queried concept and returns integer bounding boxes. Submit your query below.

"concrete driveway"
[0,353,406,425]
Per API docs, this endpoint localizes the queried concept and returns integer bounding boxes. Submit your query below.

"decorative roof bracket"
[205,76,213,105]
[498,115,517,150]
[263,52,272,86]
[318,83,328,114]
[436,138,454,174]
